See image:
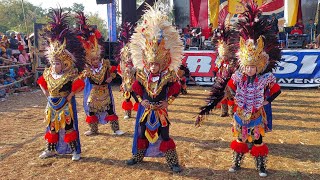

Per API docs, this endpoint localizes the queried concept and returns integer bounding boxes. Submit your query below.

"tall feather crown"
[75,11,104,65]
[129,3,183,73]
[237,0,280,74]
[43,8,85,72]
[116,22,134,76]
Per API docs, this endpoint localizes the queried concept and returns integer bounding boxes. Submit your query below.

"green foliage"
[0,1,108,39]
[87,12,108,39]
[0,0,47,35]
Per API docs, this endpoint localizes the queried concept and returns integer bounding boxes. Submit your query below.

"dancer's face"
[149,62,160,74]
[52,61,62,74]
[245,65,257,76]
[91,57,100,68]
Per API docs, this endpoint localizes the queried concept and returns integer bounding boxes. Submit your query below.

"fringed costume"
[117,23,139,119]
[226,1,281,177]
[125,3,184,173]
[37,9,86,161]
[76,12,124,136]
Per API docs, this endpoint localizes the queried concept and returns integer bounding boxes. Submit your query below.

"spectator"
[0,41,6,56]
[18,49,29,64]
[9,54,18,63]
[8,32,19,55]
[176,25,183,35]
[16,33,26,51]
[183,25,191,39]
[295,19,305,32]
[0,76,6,99]
[4,74,14,85]
[191,27,202,47]
[2,35,10,58]
[290,25,303,35]
[305,19,316,43]
[24,35,29,52]
[270,13,279,34]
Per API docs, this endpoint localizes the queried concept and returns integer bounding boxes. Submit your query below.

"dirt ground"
[0,86,319,180]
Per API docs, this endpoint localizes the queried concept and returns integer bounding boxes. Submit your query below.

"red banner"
[190,0,208,29]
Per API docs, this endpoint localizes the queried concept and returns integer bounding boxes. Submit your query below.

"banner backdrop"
[183,51,217,85]
[183,50,320,87]
[274,50,320,87]
[219,0,284,28]
[228,0,263,14]
[190,0,208,28]
[209,0,220,28]
[107,1,117,42]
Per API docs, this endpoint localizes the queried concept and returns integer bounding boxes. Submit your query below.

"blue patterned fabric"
[132,104,164,157]
[46,96,81,154]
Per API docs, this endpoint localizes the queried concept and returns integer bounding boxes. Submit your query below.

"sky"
[26,0,109,21]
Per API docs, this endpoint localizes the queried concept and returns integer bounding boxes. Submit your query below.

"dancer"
[37,8,86,161]
[176,63,191,95]
[227,2,281,177]
[125,3,184,173]
[195,23,239,124]
[116,23,139,119]
[212,24,238,117]
[118,44,139,119]
[76,12,124,136]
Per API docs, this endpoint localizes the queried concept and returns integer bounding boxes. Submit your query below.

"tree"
[0,0,47,35]
[71,3,84,12]
[87,12,108,39]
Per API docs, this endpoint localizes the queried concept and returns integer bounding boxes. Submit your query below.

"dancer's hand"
[195,115,203,127]
[67,92,75,102]
[106,77,113,83]
[141,100,150,109]
[157,101,168,109]
[262,100,269,105]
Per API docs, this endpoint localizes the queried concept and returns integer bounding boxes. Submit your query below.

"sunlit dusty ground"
[0,86,319,179]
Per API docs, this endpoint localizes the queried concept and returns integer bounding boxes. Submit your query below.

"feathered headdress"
[75,11,104,65]
[43,8,85,72]
[129,3,183,73]
[213,23,239,67]
[237,0,280,74]
[115,22,134,76]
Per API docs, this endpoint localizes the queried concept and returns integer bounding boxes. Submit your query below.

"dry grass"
[0,86,319,180]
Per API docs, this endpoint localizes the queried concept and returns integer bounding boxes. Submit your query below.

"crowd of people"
[0,31,33,100]
[177,23,214,50]
[176,13,320,50]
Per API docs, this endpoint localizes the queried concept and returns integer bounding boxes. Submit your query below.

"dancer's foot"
[114,130,125,136]
[84,130,97,136]
[39,150,55,159]
[72,152,81,161]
